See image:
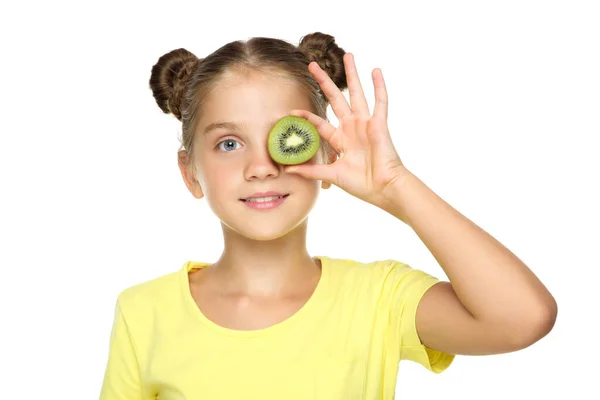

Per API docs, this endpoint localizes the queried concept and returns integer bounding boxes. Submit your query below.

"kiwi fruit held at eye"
[267,116,321,165]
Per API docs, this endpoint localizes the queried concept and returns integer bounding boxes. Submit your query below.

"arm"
[381,168,558,355]
[99,297,143,399]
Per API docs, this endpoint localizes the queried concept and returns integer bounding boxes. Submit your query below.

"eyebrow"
[202,117,283,136]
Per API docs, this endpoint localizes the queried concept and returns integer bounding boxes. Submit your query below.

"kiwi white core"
[286,134,304,148]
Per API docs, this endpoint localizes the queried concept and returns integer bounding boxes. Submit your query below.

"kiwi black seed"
[267,116,321,165]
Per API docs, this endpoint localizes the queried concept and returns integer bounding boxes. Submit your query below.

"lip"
[241,194,289,210]
[241,191,288,200]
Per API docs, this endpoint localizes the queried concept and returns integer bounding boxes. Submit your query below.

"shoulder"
[325,256,444,301]
[115,262,186,314]
[324,256,416,281]
[324,256,432,295]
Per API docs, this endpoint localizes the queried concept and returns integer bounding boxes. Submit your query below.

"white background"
[1,0,598,398]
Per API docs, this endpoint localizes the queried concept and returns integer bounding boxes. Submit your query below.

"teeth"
[245,195,284,203]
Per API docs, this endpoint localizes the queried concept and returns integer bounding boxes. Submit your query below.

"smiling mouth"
[240,194,290,202]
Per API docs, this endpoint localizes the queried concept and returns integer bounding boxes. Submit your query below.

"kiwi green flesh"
[268,116,321,165]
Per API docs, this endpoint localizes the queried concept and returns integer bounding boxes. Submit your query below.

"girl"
[99,32,557,399]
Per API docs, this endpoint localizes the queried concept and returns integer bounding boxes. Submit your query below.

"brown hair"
[148,32,348,177]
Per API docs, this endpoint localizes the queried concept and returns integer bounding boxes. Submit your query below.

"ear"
[178,151,204,199]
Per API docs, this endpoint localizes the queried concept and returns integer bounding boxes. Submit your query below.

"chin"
[221,220,298,241]
[223,211,311,242]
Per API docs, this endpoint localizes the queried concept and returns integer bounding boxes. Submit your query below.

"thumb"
[285,164,337,185]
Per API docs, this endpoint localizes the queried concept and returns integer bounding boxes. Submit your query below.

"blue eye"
[217,139,242,152]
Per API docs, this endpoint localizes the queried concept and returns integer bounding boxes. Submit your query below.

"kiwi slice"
[268,116,321,165]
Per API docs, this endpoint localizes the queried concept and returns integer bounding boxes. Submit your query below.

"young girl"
[99,32,557,399]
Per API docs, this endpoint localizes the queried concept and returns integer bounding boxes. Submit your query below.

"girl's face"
[186,71,328,240]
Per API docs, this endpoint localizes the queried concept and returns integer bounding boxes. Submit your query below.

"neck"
[209,218,321,297]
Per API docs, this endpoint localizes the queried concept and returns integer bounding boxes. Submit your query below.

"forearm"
[380,168,557,329]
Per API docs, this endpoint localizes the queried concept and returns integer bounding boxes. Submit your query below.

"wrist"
[377,166,415,219]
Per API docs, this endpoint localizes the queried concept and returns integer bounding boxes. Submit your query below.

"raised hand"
[284,53,409,207]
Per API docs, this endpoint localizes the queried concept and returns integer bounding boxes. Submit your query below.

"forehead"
[198,72,313,133]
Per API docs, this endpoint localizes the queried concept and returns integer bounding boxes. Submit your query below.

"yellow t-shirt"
[99,256,455,399]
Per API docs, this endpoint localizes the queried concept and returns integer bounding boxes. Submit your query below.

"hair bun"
[298,32,347,91]
[149,48,199,121]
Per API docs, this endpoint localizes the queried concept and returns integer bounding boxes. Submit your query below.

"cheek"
[300,177,321,197]
[205,171,234,192]
[197,162,236,197]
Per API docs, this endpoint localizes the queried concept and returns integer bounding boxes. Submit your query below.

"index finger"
[308,61,353,120]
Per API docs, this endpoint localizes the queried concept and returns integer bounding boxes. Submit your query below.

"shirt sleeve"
[382,261,455,374]
[99,295,143,400]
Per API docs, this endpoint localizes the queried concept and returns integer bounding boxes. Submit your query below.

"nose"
[244,144,282,180]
